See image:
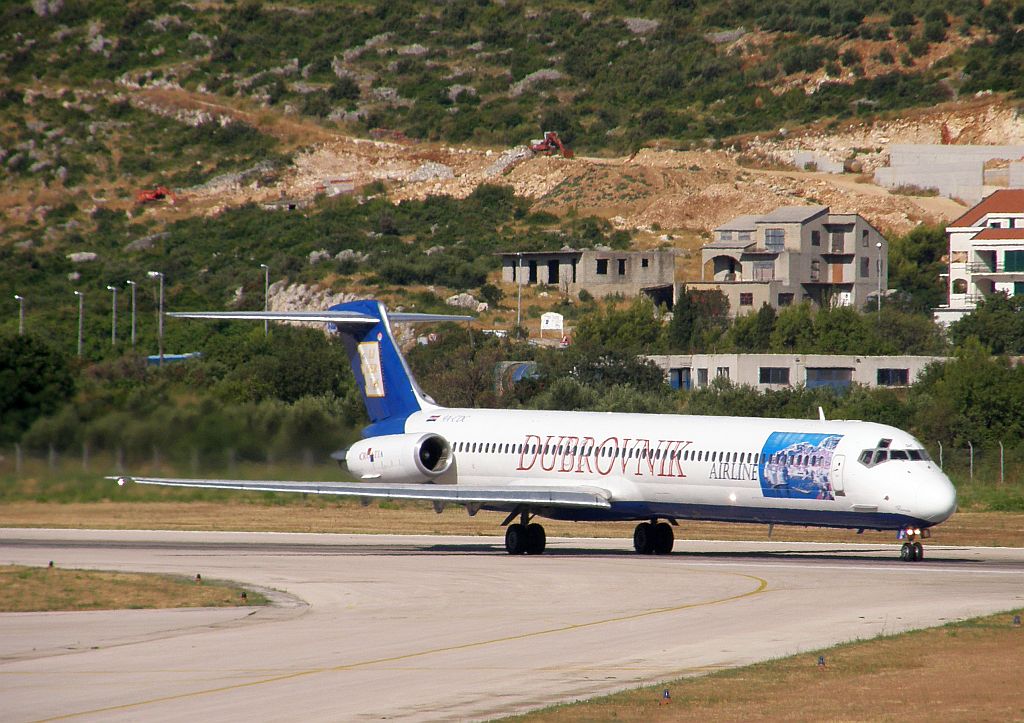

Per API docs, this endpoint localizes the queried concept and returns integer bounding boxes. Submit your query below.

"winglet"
[818,406,826,422]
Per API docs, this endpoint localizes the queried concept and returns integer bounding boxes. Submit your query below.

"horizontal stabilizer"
[168,310,474,324]
[110,476,611,510]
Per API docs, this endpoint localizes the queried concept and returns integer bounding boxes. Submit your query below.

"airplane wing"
[108,476,612,510]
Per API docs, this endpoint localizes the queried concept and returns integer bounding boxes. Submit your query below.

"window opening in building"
[641,258,649,268]
[740,293,753,306]
[765,228,784,250]
[759,367,790,384]
[596,259,608,275]
[777,292,794,306]
[877,368,910,386]
[860,256,870,278]
[811,230,820,246]
[618,258,626,275]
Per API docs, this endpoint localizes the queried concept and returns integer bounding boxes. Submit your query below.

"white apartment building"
[688,205,888,316]
[935,189,1024,325]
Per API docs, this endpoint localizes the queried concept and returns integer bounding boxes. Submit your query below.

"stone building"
[687,206,888,315]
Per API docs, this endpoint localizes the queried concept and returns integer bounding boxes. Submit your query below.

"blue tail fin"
[328,300,438,437]
[169,300,470,437]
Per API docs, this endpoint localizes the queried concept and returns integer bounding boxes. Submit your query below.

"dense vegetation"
[4,1,1024,154]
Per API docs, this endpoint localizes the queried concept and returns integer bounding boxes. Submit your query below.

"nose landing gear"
[898,526,929,562]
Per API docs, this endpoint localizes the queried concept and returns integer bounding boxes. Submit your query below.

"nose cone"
[918,469,957,524]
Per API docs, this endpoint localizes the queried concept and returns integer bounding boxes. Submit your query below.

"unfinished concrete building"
[498,248,676,307]
[688,206,888,315]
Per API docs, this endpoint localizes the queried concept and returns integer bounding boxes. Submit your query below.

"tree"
[665,287,699,351]
[0,334,75,443]
[573,297,662,354]
[949,293,1024,354]
[731,303,776,352]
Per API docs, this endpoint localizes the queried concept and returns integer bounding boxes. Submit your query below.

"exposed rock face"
[67,251,97,263]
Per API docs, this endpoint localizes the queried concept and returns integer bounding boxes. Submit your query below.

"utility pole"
[126,280,137,348]
[148,271,164,366]
[14,294,24,336]
[106,285,118,346]
[73,290,84,357]
[260,263,270,336]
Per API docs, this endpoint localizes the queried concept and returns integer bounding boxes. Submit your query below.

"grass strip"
[0,565,266,612]
[502,608,1024,722]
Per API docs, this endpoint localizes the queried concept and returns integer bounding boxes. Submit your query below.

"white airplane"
[113,300,956,562]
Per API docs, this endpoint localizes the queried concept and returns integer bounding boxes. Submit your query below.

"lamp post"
[73,290,84,357]
[105,285,118,346]
[14,294,24,336]
[260,263,269,336]
[875,241,883,317]
[147,271,164,366]
[126,280,137,348]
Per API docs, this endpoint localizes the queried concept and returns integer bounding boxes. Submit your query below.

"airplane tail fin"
[169,300,472,437]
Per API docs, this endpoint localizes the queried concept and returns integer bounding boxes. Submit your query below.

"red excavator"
[530,131,574,158]
[136,186,178,204]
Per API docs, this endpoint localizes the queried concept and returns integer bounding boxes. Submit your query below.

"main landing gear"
[633,519,675,555]
[898,526,929,562]
[503,510,546,555]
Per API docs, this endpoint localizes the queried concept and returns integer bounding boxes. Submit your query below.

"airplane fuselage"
[403,408,956,531]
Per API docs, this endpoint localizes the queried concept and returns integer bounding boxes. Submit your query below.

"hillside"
[10,0,1024,349]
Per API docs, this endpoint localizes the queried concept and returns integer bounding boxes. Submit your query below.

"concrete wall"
[875,145,1024,204]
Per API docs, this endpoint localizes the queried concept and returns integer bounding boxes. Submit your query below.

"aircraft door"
[830,454,845,497]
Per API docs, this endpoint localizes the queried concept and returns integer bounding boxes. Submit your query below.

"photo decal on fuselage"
[758,432,841,500]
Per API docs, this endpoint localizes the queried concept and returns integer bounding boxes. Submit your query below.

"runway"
[1,529,1022,722]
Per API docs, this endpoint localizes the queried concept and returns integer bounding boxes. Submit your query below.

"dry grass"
[2,501,1023,547]
[0,565,265,612]
[507,610,1024,722]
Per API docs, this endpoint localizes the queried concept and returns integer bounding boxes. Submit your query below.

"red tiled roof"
[951,189,1024,227]
[973,227,1024,240]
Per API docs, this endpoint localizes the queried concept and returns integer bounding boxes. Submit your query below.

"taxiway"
[1,529,1022,722]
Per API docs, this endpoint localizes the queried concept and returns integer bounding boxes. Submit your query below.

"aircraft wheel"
[505,523,527,555]
[900,542,912,562]
[525,523,546,555]
[912,542,924,562]
[633,522,655,554]
[653,522,674,555]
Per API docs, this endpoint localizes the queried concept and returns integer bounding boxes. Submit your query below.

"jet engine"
[344,432,453,484]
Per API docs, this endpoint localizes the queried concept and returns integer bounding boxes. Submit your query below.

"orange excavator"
[530,131,574,158]
[136,186,178,204]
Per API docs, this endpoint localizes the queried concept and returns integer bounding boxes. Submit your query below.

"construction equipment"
[135,186,177,204]
[530,131,574,158]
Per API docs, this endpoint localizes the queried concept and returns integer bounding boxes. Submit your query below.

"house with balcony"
[687,206,888,315]
[934,189,1024,326]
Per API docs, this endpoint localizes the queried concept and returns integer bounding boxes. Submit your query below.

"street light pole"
[106,285,118,346]
[148,271,164,366]
[260,263,269,336]
[73,290,84,357]
[14,294,24,336]
[126,280,137,348]
[875,241,883,317]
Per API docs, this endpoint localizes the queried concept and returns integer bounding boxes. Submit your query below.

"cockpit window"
[858,439,931,467]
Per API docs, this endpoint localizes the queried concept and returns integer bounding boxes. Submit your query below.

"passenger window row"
[451,440,761,465]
